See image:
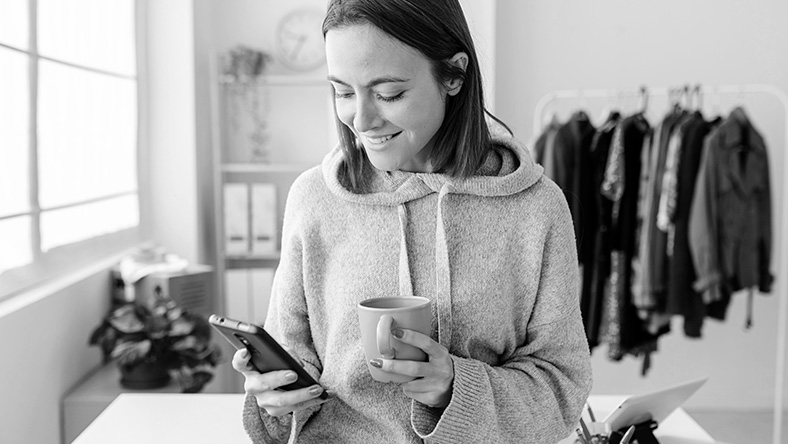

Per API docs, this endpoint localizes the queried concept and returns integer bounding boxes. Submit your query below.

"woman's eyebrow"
[327,75,410,88]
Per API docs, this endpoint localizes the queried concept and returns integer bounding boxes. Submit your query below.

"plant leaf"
[112,339,152,367]
[109,305,145,334]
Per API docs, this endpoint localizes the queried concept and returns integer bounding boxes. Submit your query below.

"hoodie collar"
[321,133,544,205]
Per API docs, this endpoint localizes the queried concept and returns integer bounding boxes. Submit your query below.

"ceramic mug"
[357,296,432,383]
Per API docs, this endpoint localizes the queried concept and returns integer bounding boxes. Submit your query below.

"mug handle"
[377,314,396,359]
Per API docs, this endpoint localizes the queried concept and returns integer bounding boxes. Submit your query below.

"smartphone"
[209,314,328,399]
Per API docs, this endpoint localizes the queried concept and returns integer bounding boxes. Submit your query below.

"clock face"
[275,8,326,72]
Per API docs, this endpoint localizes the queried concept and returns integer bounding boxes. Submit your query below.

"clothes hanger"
[693,84,703,114]
[680,84,690,111]
[637,85,649,115]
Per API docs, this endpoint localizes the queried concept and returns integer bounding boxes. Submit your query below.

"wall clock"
[275,8,326,72]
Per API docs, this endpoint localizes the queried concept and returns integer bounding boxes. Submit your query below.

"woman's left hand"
[371,328,454,408]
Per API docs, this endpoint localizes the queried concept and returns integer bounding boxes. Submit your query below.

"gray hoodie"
[242,132,593,443]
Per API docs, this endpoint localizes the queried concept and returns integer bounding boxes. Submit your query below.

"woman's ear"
[445,52,468,96]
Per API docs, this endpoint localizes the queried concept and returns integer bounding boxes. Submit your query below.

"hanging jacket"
[548,111,596,263]
[582,111,620,349]
[241,131,592,443]
[664,114,719,337]
[689,106,773,319]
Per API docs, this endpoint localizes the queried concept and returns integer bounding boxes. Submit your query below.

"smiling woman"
[230,0,593,443]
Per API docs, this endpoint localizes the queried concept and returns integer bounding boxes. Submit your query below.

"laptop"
[604,377,709,432]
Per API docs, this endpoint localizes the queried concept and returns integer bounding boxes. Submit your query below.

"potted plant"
[89,288,221,393]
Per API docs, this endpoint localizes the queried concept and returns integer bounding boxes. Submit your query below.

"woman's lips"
[364,131,402,145]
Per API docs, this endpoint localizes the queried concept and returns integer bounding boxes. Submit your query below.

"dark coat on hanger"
[582,112,620,349]
[665,113,719,337]
[689,106,773,319]
[549,111,596,262]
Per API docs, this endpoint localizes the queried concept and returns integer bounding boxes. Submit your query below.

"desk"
[62,363,242,443]
[73,394,715,444]
[72,394,248,444]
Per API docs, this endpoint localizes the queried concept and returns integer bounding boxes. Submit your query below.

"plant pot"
[119,361,171,389]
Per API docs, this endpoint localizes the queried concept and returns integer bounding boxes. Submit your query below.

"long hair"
[323,0,508,191]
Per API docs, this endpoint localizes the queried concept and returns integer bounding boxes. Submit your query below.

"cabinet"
[209,64,336,324]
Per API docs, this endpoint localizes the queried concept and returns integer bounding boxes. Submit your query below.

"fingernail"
[369,358,383,368]
[240,349,249,358]
[285,371,297,381]
[309,386,324,396]
[392,328,404,339]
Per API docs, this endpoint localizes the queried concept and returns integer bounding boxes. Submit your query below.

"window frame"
[0,0,148,302]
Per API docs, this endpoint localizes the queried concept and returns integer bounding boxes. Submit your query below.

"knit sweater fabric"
[242,132,593,443]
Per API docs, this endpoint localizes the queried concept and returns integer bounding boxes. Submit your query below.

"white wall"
[0,257,118,444]
[460,0,497,113]
[495,0,788,411]
[145,0,201,265]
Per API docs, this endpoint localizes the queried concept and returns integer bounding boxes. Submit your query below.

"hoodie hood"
[321,132,543,350]
[322,132,543,204]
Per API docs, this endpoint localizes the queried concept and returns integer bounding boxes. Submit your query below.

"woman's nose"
[353,96,381,132]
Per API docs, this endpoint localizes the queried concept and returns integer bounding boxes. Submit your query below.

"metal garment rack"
[534,84,788,444]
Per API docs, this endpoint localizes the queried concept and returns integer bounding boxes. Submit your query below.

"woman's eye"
[334,91,354,100]
[378,92,405,103]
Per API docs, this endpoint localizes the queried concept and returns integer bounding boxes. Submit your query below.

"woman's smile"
[363,131,402,146]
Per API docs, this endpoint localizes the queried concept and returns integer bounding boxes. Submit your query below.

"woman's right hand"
[231,348,328,417]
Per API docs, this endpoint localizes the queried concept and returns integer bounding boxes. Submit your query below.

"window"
[0,0,141,300]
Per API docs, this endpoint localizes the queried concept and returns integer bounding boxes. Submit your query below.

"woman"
[232,0,592,442]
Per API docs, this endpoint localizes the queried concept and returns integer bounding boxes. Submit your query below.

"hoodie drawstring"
[397,204,414,297]
[395,183,453,350]
[434,184,453,350]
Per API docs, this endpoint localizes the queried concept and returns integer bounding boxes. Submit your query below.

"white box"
[251,183,278,255]
[223,183,250,254]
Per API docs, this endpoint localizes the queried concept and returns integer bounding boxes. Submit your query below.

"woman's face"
[325,24,448,173]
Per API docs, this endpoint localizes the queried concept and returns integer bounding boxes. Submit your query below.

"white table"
[72,394,715,444]
[71,394,249,444]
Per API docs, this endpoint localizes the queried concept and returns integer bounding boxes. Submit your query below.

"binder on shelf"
[223,183,250,254]
[251,183,278,255]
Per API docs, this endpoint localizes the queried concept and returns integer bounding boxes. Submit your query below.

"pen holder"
[574,421,609,443]
[608,420,659,444]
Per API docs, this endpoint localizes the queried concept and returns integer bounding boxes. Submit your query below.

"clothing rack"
[534,84,788,444]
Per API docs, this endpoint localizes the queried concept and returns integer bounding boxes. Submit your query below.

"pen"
[620,425,636,444]
[585,402,597,422]
[579,417,593,443]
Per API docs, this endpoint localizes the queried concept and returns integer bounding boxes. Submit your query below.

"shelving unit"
[208,56,335,324]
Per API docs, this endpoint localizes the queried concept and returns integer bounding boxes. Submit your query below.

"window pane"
[38,60,137,209]
[0,0,28,50]
[41,194,139,251]
[0,47,30,217]
[0,216,32,273]
[38,0,135,76]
